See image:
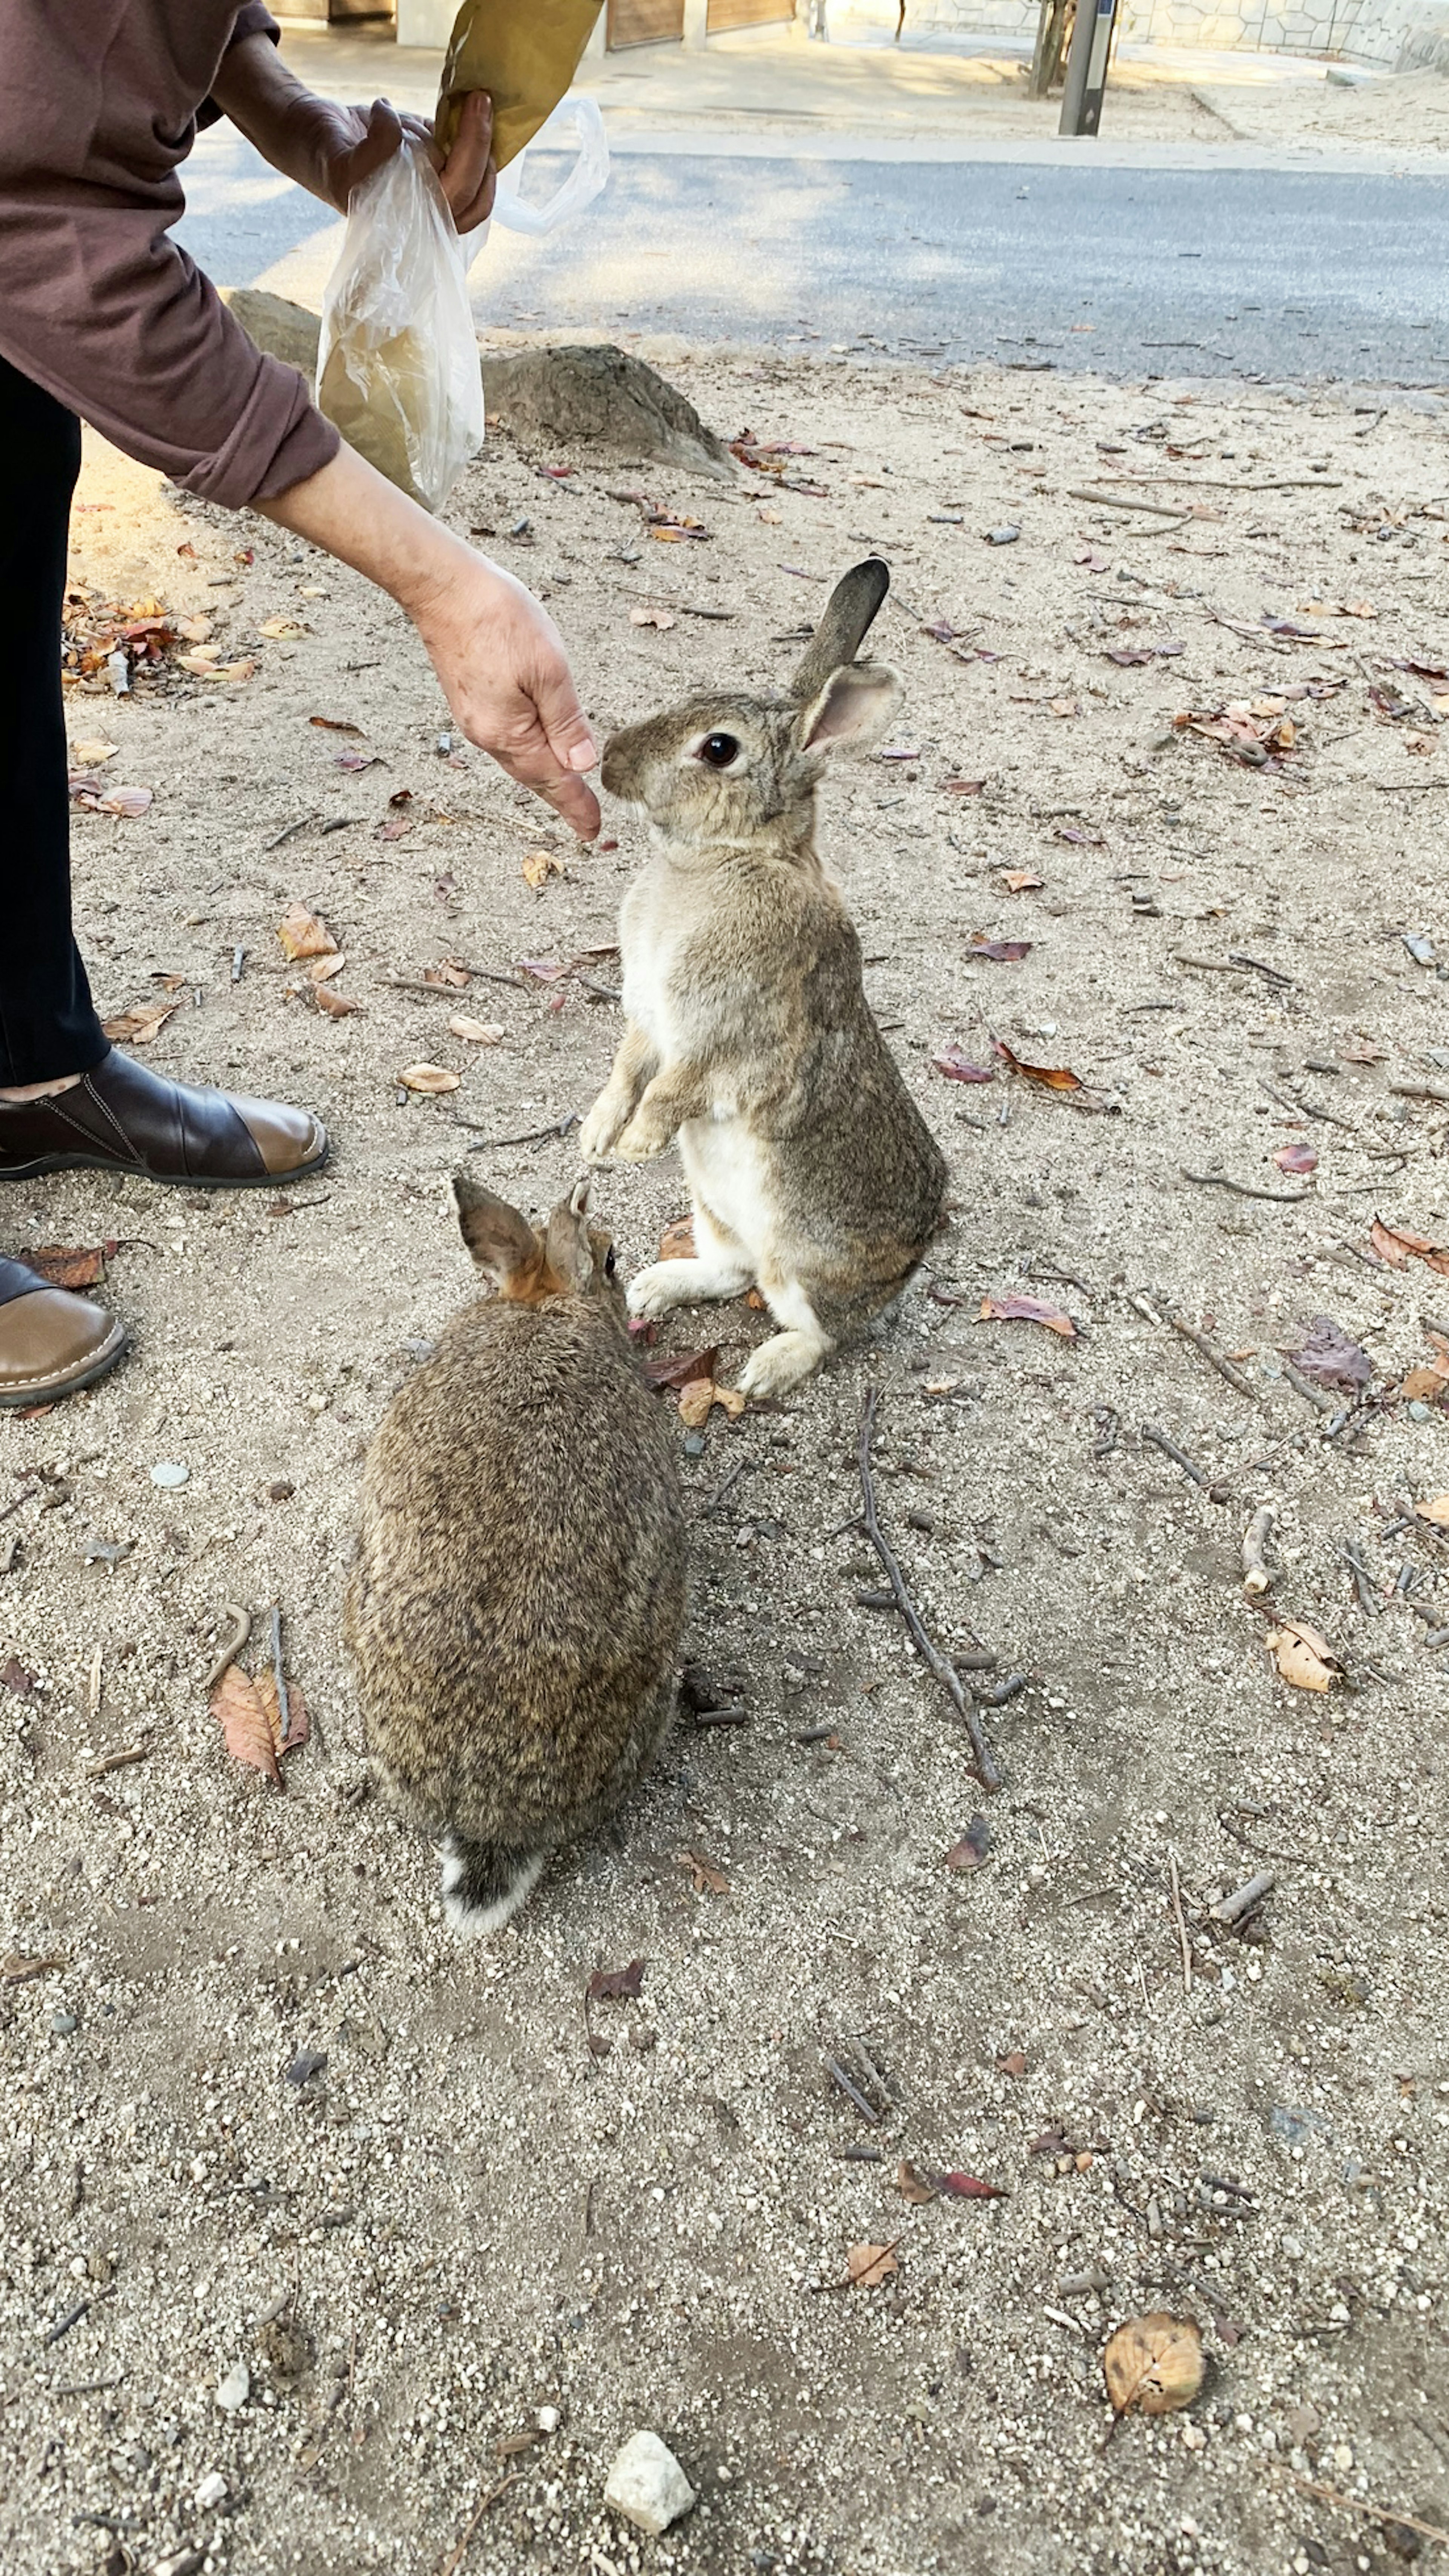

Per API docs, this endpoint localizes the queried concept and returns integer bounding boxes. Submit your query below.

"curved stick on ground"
[205,1604,252,1692]
[857,1386,1000,1790]
[1241,1505,1275,1597]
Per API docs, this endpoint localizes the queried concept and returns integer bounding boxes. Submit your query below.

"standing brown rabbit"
[344,1175,686,1934]
[579,558,946,1399]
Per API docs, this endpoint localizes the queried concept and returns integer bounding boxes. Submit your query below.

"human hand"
[411,556,601,838]
[301,90,497,229]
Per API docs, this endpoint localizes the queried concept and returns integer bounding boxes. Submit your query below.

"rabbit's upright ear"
[450,1173,544,1291]
[543,1179,596,1293]
[791,557,890,703]
[798,660,901,755]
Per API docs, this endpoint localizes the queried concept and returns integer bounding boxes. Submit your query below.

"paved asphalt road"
[178,129,1449,389]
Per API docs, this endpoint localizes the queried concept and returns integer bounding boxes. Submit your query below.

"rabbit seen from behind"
[344,1175,686,1934]
[580,558,947,1399]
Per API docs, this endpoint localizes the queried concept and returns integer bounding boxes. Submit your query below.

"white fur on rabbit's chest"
[679,1113,773,1254]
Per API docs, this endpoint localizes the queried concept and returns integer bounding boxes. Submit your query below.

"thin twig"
[462,1112,582,1150]
[825,2056,881,2125]
[1162,1305,1257,1401]
[1215,1867,1275,1925]
[1168,1851,1192,1994]
[1241,1504,1274,1596]
[1140,1423,1210,1490]
[1283,1362,1341,1419]
[1227,951,1296,987]
[437,2474,522,2576]
[270,1603,288,1747]
[205,1604,251,1693]
[1278,2468,1449,2549]
[858,1387,1000,1789]
[84,1742,151,1779]
[1181,1168,1313,1204]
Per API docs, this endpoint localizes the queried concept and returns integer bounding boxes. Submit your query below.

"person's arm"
[210,34,495,228]
[259,444,600,839]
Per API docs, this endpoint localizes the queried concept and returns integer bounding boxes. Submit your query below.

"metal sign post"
[1058,0,1120,136]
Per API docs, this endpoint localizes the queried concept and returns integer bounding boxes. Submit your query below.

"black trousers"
[0,351,108,1085]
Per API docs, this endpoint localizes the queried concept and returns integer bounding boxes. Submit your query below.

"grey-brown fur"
[343,1176,686,1934]
[580,558,948,1400]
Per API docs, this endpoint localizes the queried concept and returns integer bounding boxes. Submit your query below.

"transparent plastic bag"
[317,133,483,514]
[490,96,609,237]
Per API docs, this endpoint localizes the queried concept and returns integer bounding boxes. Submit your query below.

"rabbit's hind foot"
[439,1834,545,1938]
[628,1253,751,1322]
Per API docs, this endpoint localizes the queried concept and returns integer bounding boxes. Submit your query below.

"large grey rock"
[482,342,732,480]
[603,2430,696,2536]
[222,288,321,380]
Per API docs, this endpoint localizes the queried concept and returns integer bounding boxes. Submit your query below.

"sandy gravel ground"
[1,346,1447,2576]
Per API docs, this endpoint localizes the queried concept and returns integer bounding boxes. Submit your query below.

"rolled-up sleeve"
[0,2,340,508]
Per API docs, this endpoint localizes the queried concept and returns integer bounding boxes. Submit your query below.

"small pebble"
[537,2404,561,2434]
[194,2471,228,2511]
[985,525,1021,545]
[149,1462,189,1489]
[50,2010,78,2036]
[215,2361,249,2413]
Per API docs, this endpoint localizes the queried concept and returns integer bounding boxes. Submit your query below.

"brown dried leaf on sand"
[315,986,362,1019]
[277,903,338,962]
[657,1216,696,1261]
[677,1849,730,1896]
[1267,1617,1337,1693]
[1103,2312,1204,2417]
[846,2244,900,2289]
[449,1017,503,1045]
[1370,1216,1449,1276]
[397,1063,460,1095]
[522,850,566,890]
[28,1242,116,1290]
[102,1002,177,1046]
[211,1663,308,1790]
[1414,1494,1449,1528]
[979,1293,1080,1340]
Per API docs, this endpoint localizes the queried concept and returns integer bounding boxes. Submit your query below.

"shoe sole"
[0,1317,129,1409]
[0,1138,329,1191]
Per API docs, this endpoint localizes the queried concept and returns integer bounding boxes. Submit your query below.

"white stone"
[604,2431,696,2536]
[194,2471,228,2510]
[537,2404,561,2434]
[149,1461,189,1488]
[215,2361,249,2413]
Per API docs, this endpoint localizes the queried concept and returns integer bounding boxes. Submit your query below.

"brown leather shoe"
[0,1049,327,1190]
[0,1256,127,1407]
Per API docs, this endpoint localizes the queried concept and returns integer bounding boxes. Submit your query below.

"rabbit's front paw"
[627,1261,696,1320]
[578,1095,624,1162]
[612,1111,671,1163]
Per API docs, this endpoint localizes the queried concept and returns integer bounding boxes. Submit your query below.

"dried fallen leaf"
[309,715,364,734]
[1103,2313,1204,2418]
[1285,1315,1371,1391]
[1414,1495,1449,1528]
[258,617,308,641]
[522,850,565,891]
[941,777,987,796]
[102,1002,177,1046]
[678,1374,746,1429]
[944,1815,993,1871]
[1001,869,1045,893]
[1267,1617,1337,1693]
[996,2049,1027,2079]
[306,955,346,987]
[315,986,362,1019]
[932,1047,994,1084]
[1370,1215,1449,1276]
[1339,1035,1386,1064]
[1401,1354,1449,1403]
[896,2161,938,2205]
[846,2244,899,2289]
[27,1243,115,1290]
[644,1345,722,1391]
[210,1662,307,1790]
[966,937,1032,964]
[1272,1140,1318,1176]
[677,1849,729,1896]
[937,2171,1009,2200]
[277,904,338,962]
[423,960,471,988]
[397,1063,460,1095]
[448,1016,503,1045]
[70,737,117,767]
[0,1656,36,1695]
[979,1293,1080,1340]
[658,1216,696,1261]
[629,606,677,629]
[586,1959,645,2005]
[2,1952,66,1985]
[991,1037,1084,1093]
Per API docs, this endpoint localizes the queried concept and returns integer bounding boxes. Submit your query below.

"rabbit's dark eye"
[698,732,739,770]
[604,1245,617,1278]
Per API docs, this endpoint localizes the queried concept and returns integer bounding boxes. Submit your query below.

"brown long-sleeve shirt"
[0,1,339,506]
